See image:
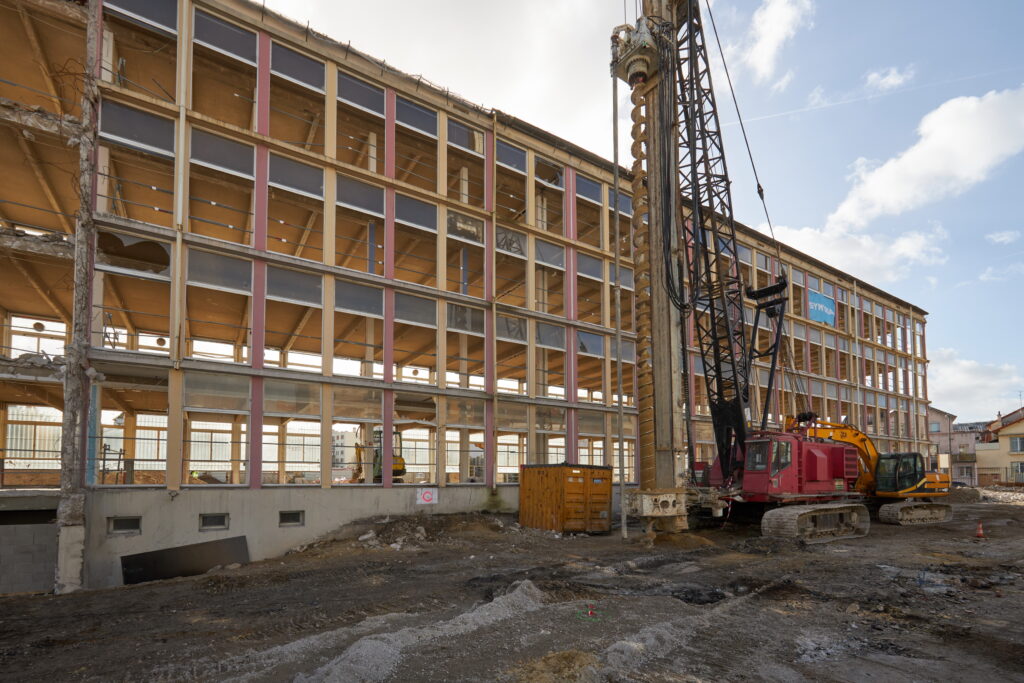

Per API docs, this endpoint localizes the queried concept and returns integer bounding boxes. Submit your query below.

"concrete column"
[384,89,396,179]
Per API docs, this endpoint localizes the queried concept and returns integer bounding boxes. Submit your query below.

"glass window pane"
[578,410,605,436]
[396,97,437,135]
[576,175,602,203]
[496,226,527,257]
[185,372,250,411]
[446,397,485,427]
[616,266,634,290]
[269,154,323,198]
[267,266,321,304]
[535,240,565,268]
[271,42,325,90]
[496,315,526,342]
[187,249,251,292]
[495,401,529,430]
[535,157,563,187]
[395,293,436,326]
[338,71,384,114]
[194,9,256,63]
[265,379,320,416]
[536,322,565,349]
[447,304,484,335]
[337,175,384,215]
[107,0,177,32]
[613,338,636,363]
[100,100,174,156]
[536,405,566,432]
[577,252,603,279]
[333,386,382,420]
[577,331,604,356]
[616,193,633,215]
[738,245,752,264]
[191,128,254,178]
[447,119,482,154]
[496,139,526,172]
[395,194,436,231]
[97,231,171,277]
[447,211,483,243]
[335,280,383,315]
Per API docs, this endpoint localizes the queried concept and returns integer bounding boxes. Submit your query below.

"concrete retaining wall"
[0,523,58,594]
[84,485,521,589]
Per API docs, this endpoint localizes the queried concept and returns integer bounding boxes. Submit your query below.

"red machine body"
[707,431,860,504]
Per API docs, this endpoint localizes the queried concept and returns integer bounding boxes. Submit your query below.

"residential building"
[0,0,932,589]
[977,408,1024,485]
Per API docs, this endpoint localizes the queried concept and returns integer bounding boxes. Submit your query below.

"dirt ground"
[1,496,1023,682]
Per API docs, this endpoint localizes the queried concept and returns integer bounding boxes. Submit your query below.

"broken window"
[94,237,172,355]
[495,226,527,308]
[192,9,257,129]
[94,385,169,485]
[188,128,254,245]
[265,267,322,373]
[445,304,485,390]
[394,293,436,384]
[496,140,527,225]
[496,315,528,396]
[393,393,437,484]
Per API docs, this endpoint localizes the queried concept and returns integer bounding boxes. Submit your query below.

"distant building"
[976,408,1024,485]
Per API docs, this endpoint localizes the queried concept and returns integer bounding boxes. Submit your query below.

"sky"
[263,0,1024,422]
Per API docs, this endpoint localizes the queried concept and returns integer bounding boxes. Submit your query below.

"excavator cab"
[875,452,926,494]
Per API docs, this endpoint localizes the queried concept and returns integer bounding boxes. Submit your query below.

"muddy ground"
[1,498,1023,682]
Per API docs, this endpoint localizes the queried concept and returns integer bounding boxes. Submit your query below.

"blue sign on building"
[808,291,836,326]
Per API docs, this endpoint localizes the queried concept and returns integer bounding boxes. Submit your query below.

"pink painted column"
[383,288,395,383]
[483,130,496,487]
[384,90,396,179]
[566,248,578,321]
[564,166,577,241]
[565,408,578,465]
[247,32,273,489]
[382,389,394,488]
[384,188,396,279]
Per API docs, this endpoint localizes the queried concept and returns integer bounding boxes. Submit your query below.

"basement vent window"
[338,72,384,115]
[199,513,229,531]
[279,510,305,527]
[271,42,325,91]
[194,9,257,65]
[107,516,141,535]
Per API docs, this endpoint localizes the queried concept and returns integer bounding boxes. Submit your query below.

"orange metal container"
[518,464,613,533]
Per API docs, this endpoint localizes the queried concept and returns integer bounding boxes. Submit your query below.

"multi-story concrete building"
[0,0,932,589]
[926,407,984,484]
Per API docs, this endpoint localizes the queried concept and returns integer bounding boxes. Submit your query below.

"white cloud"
[985,230,1021,245]
[806,85,830,107]
[864,65,915,92]
[771,69,795,93]
[741,0,814,84]
[925,275,938,288]
[827,84,1024,231]
[979,262,1024,282]
[928,348,1023,422]
[762,221,947,284]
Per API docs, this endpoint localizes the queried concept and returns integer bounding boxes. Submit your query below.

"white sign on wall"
[416,488,438,505]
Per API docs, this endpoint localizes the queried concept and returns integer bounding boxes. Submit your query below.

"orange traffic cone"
[587,604,597,617]
[976,521,986,539]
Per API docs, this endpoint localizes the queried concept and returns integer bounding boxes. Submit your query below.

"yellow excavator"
[785,413,953,525]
